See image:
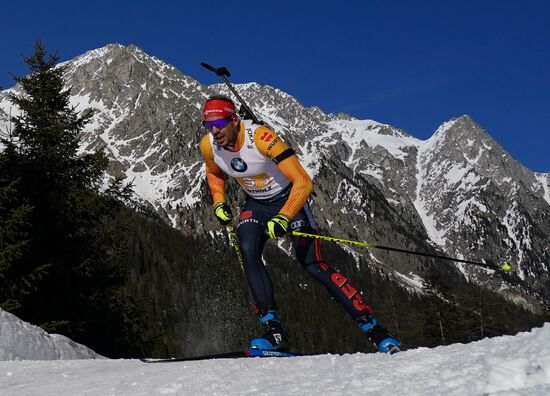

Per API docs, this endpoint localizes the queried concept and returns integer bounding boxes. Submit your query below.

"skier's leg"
[291,204,400,353]
[237,198,288,350]
[289,204,371,317]
[236,199,273,307]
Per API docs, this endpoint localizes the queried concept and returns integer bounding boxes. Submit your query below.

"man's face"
[208,117,239,148]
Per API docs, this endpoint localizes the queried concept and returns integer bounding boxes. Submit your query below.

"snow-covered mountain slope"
[413,117,550,297]
[0,308,549,395]
[0,309,103,361]
[1,43,549,307]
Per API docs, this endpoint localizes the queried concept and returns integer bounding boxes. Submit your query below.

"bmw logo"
[231,158,248,172]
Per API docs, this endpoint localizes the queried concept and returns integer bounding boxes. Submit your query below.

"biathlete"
[199,95,400,354]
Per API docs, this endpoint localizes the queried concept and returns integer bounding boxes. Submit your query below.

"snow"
[455,196,488,221]
[393,271,425,293]
[412,118,488,249]
[60,45,120,69]
[2,308,550,395]
[0,309,103,361]
[328,118,421,163]
[502,201,532,279]
[444,163,477,186]
[414,143,448,247]
[432,118,459,139]
[535,173,550,206]
[359,166,384,181]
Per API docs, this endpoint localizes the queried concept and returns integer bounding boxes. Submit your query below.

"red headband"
[203,99,236,120]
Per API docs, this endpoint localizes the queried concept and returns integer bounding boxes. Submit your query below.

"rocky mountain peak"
[423,114,538,188]
[429,115,490,150]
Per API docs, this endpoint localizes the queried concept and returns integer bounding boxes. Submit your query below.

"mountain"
[1,43,549,313]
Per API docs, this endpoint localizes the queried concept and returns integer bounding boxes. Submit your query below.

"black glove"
[266,214,289,239]
[214,203,232,226]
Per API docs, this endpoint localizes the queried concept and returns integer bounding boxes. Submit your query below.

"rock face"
[1,43,549,310]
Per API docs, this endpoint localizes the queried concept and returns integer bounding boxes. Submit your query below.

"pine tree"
[421,265,459,346]
[0,154,40,311]
[0,41,137,355]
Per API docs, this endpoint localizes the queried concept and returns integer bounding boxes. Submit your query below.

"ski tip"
[140,358,168,363]
[387,345,401,355]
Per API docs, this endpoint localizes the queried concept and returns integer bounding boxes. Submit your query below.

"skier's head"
[202,95,240,147]
[203,95,237,122]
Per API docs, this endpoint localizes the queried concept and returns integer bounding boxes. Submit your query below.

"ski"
[140,349,298,363]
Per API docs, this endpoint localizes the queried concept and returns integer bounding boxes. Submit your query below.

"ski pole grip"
[201,62,217,72]
[201,62,231,77]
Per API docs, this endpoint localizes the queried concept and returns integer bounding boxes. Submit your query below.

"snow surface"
[393,271,425,293]
[1,309,550,395]
[328,119,420,162]
[0,309,103,361]
[414,140,448,247]
[535,173,550,206]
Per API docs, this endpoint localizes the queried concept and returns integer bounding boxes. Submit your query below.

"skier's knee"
[303,261,326,279]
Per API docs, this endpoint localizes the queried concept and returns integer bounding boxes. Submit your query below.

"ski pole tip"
[500,263,512,272]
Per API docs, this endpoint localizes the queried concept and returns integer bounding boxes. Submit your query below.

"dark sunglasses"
[202,116,233,131]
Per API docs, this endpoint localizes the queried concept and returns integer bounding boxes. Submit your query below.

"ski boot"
[358,315,401,354]
[249,308,289,351]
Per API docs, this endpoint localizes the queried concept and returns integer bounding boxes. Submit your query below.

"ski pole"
[291,231,512,273]
[226,225,244,272]
[201,62,262,125]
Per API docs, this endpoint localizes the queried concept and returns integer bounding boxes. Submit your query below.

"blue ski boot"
[249,308,289,351]
[358,315,401,354]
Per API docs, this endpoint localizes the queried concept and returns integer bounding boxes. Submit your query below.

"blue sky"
[2,0,549,172]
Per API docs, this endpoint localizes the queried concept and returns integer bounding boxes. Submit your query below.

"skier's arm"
[277,156,314,219]
[199,134,226,206]
[254,127,313,220]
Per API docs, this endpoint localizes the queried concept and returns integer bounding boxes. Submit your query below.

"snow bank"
[481,324,550,393]
[0,309,103,361]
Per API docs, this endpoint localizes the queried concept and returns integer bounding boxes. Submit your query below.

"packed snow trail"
[1,323,550,395]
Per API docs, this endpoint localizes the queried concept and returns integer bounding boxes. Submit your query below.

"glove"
[214,203,232,225]
[266,214,290,239]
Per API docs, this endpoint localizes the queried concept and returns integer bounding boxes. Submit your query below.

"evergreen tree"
[421,265,461,346]
[0,41,137,356]
[0,154,38,311]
